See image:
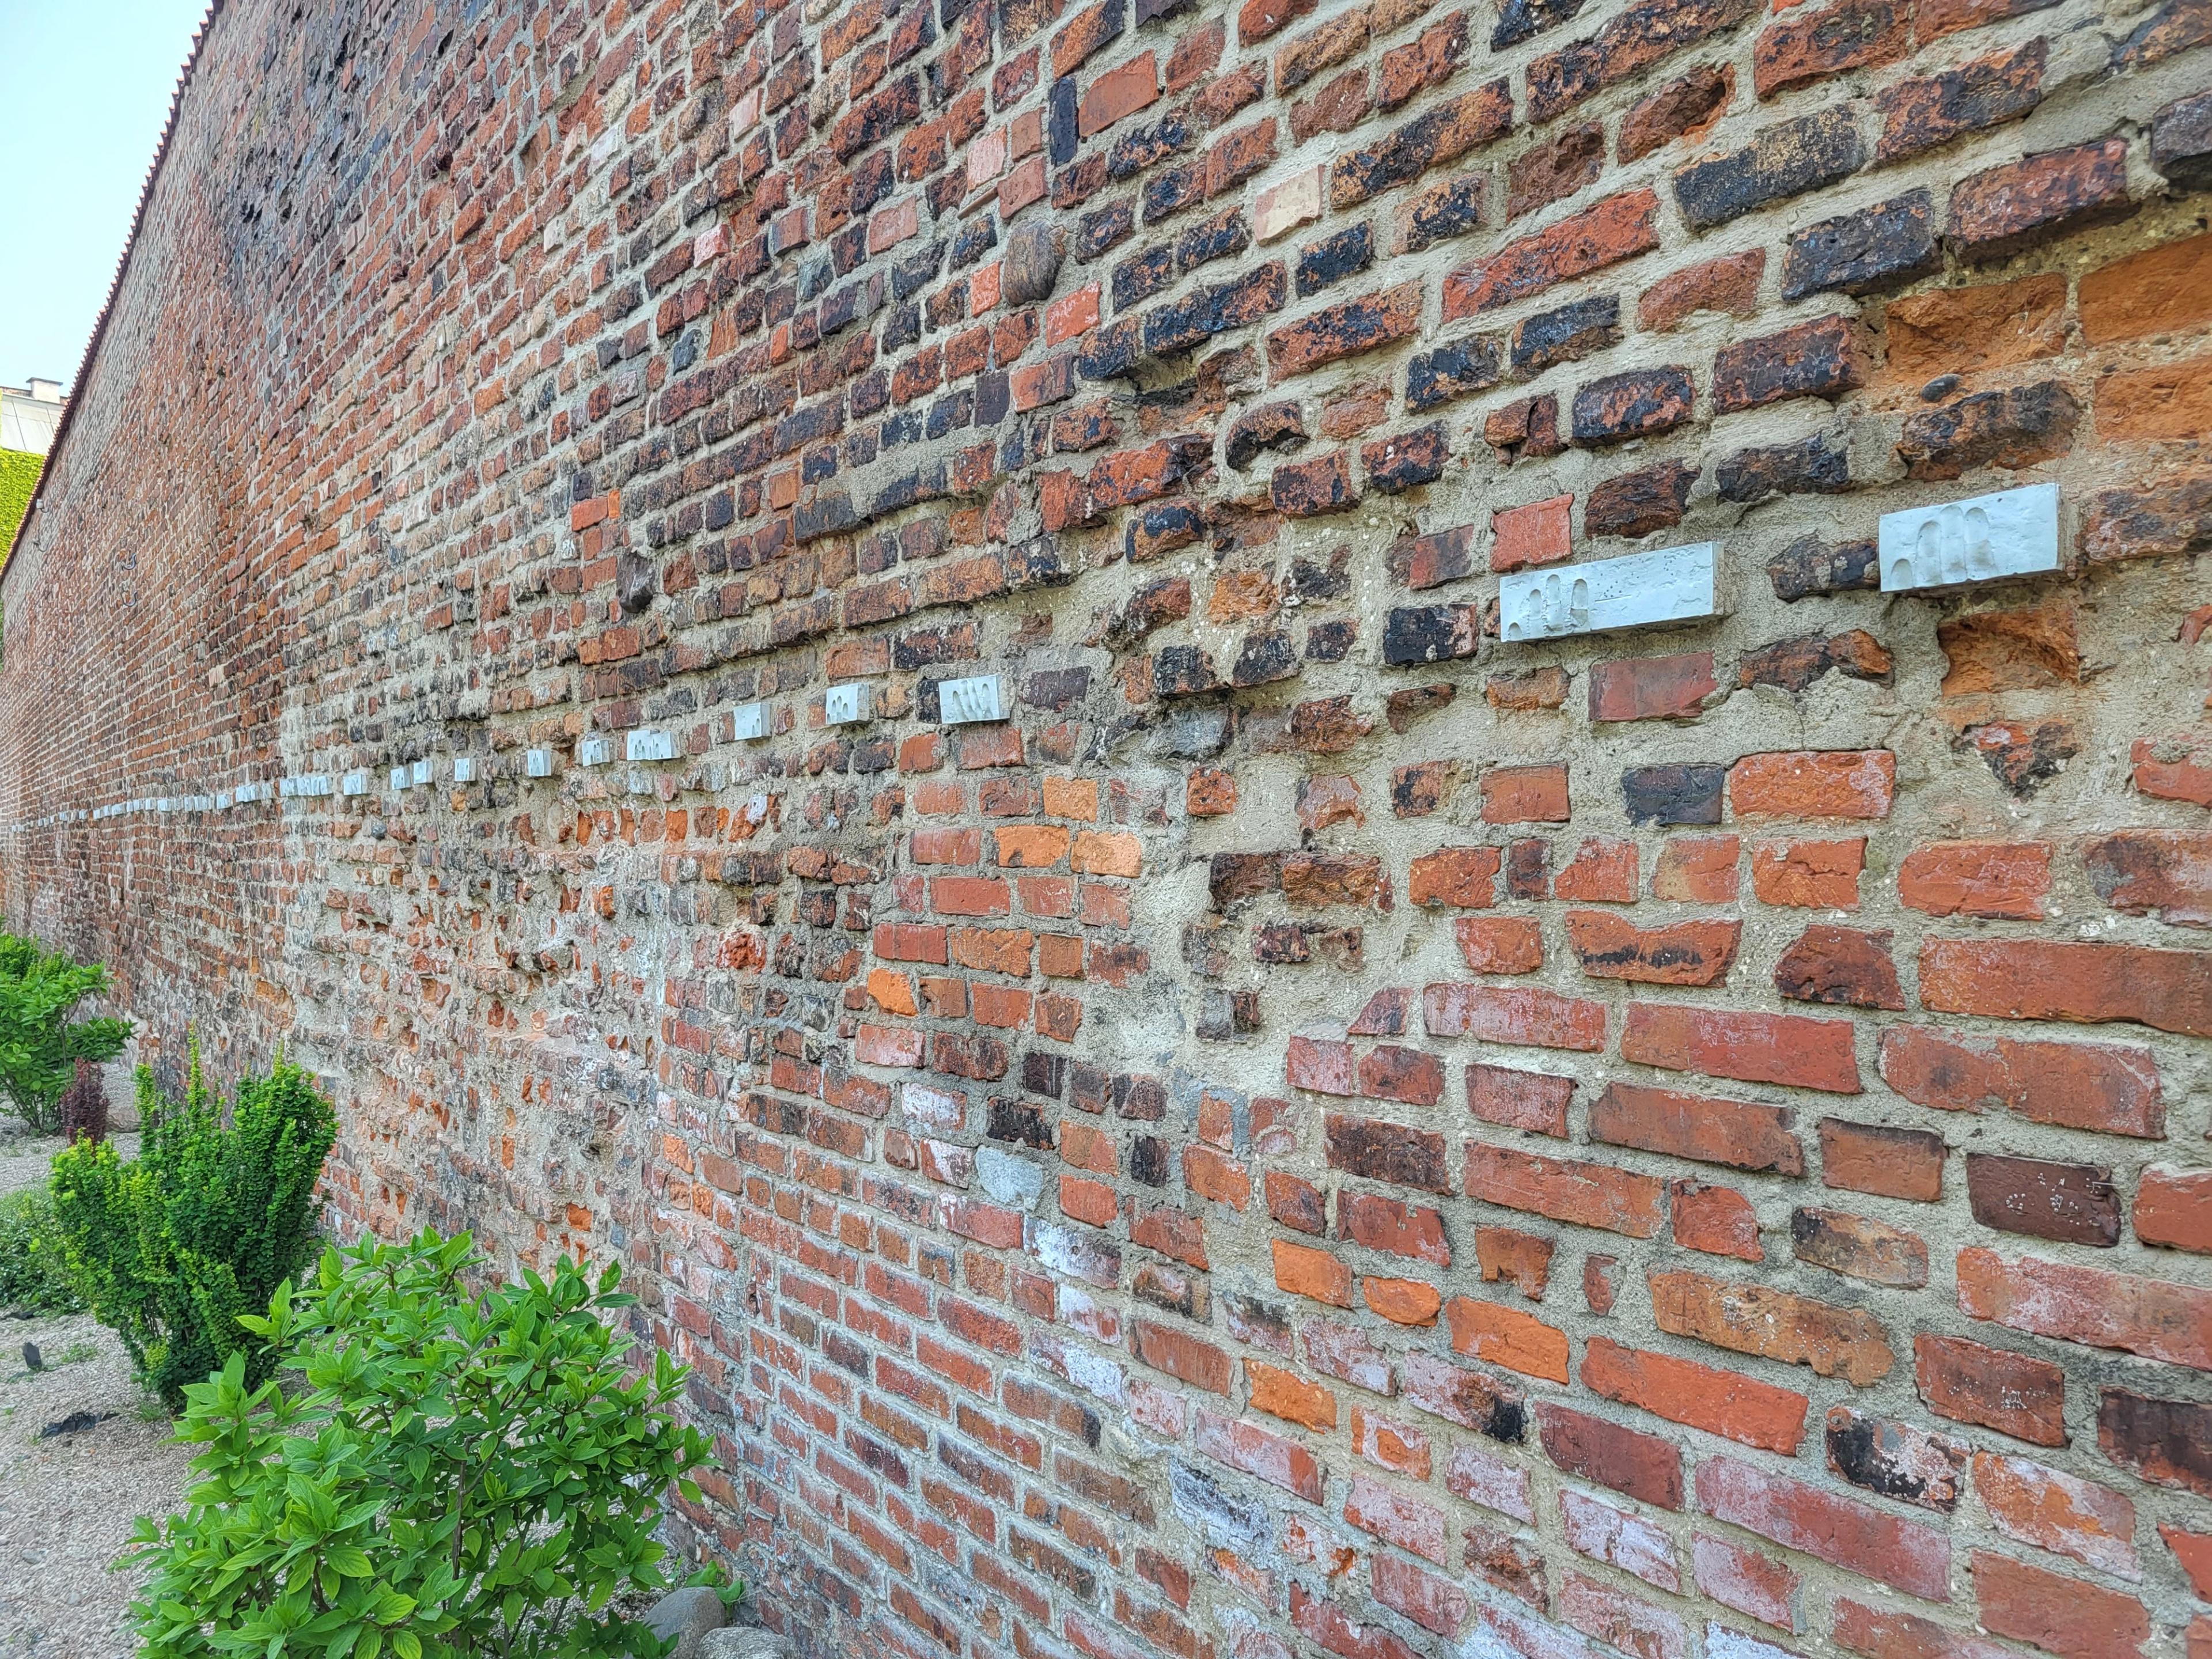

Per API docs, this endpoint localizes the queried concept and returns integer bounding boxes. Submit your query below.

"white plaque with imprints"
[389,766,409,791]
[1499,542,1719,642]
[938,675,1007,725]
[626,729,676,762]
[825,683,872,725]
[731,702,771,741]
[526,749,554,777]
[341,771,370,797]
[1878,482,2058,593]
[578,736,615,767]
[453,757,478,783]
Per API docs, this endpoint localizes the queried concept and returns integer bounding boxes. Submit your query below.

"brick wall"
[3,0,2211,1654]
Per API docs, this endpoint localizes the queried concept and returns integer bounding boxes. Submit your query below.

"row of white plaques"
[8,676,1016,832]
[1501,483,2061,641]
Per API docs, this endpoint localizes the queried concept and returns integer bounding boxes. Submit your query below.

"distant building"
[0,380,66,456]
[1,380,63,559]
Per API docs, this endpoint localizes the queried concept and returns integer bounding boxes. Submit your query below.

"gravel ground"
[0,1127,192,1659]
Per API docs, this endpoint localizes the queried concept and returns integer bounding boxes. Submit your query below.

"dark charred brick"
[1537,1403,1684,1509]
[1267,282,1423,377]
[1768,534,1879,601]
[1825,1408,1966,1509]
[1618,65,1733,163]
[1154,644,1223,696]
[2099,1390,2212,1497]
[1896,381,2080,482]
[1113,244,1176,311]
[1507,124,1606,221]
[1080,199,1135,259]
[1289,548,1353,600]
[1506,838,1551,898]
[1586,460,1697,538]
[1965,1153,2122,1247]
[1112,113,1194,181]
[1775,925,1906,1010]
[1076,316,1143,379]
[1295,223,1376,297]
[1512,296,1622,378]
[1384,604,1482,666]
[1527,0,1756,123]
[1399,173,1486,253]
[1325,1112,1454,1194]
[1306,619,1357,660]
[1717,431,1853,503]
[1272,449,1357,516]
[1329,82,1514,209]
[1233,630,1301,686]
[1493,0,1586,49]
[1363,423,1449,493]
[1176,206,1250,274]
[2080,474,2212,566]
[1674,108,1865,230]
[1142,164,1205,223]
[1751,0,1910,100]
[1407,336,1505,412]
[1623,763,1725,825]
[2152,90,2212,189]
[1960,716,2079,795]
[1738,629,1892,691]
[1143,262,1287,356]
[1225,401,1308,469]
[2115,0,2212,67]
[1210,851,1283,907]
[1712,315,1869,415]
[1949,139,2134,262]
[988,1097,1054,1147]
[1782,191,1938,300]
[1127,502,1205,562]
[1876,40,2046,165]
[1570,366,1694,445]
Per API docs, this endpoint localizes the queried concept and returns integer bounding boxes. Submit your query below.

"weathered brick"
[1674,108,1864,230]
[1711,315,1870,414]
[1696,1457,1948,1597]
[1949,139,2133,262]
[1959,1247,2212,1368]
[1443,190,1660,319]
[1652,1269,1895,1385]
[1875,40,2046,164]
[1527,0,1757,122]
[1915,1333,2067,1446]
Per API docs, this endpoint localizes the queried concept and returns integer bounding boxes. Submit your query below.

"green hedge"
[0,446,39,562]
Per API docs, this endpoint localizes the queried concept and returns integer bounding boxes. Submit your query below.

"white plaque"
[578,736,615,767]
[452,757,478,783]
[825,683,872,725]
[341,771,370,797]
[217,791,232,810]
[626,729,676,762]
[1499,542,1719,642]
[938,675,1007,725]
[526,748,554,778]
[1879,482,2058,593]
[300,774,331,797]
[408,759,431,788]
[731,702,771,741]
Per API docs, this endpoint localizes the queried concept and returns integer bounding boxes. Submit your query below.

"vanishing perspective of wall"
[4,0,2211,1653]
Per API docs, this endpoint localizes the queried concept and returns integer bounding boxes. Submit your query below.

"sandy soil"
[0,1127,192,1658]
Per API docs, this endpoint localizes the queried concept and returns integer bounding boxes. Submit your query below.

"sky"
[0,0,210,392]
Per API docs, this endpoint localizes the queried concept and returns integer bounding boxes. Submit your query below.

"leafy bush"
[0,1185,82,1315]
[50,1045,335,1406]
[0,933,131,1132]
[128,1230,720,1659]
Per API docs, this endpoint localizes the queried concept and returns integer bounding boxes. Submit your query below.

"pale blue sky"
[1,0,210,391]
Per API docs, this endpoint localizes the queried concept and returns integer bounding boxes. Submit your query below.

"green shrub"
[0,933,132,1132]
[128,1230,720,1659]
[50,1044,335,1406]
[0,1185,83,1315]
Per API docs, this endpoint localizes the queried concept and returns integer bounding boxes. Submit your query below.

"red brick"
[2137,1165,2212,1253]
[1728,749,1896,820]
[1410,844,1501,907]
[1481,764,1571,823]
[1566,912,1740,987]
[1467,1063,1574,1135]
[1957,1247,2212,1369]
[1447,1296,1571,1382]
[1974,1453,2138,1578]
[1919,938,2212,1039]
[1749,837,1865,907]
[1820,1118,1946,1203]
[1877,1026,2164,1138]
[1539,1402,1682,1508]
[1491,495,1574,573]
[1426,983,1607,1051]
[1248,1360,1339,1430]
[1973,1551,2149,1659]
[1588,650,1716,722]
[1653,835,1739,902]
[1834,1600,2017,1659]
[1344,1474,1449,1563]
[1467,1143,1665,1237]
[1672,1179,1761,1260]
[1582,1336,1808,1454]
[1650,1268,1895,1385]
[1455,915,1544,973]
[1591,1080,1802,1173]
[1622,1002,1860,1093]
[1194,1408,1323,1501]
[1897,842,2053,919]
[1443,190,1662,319]
[1697,1456,1950,1600]
[1914,1334,2067,1446]
[2080,230,2212,345]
